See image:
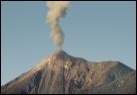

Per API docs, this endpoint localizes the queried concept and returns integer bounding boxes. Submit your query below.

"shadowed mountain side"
[1,51,136,94]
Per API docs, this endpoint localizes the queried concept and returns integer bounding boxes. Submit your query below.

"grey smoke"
[46,1,71,50]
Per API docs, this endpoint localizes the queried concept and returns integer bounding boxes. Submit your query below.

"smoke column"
[46,1,71,50]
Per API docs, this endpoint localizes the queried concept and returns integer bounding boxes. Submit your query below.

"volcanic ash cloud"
[46,1,71,50]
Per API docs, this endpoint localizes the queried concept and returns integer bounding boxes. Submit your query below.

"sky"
[1,1,136,85]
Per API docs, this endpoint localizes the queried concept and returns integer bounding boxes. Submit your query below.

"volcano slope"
[1,51,136,94]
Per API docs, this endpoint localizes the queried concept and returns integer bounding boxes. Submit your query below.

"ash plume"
[46,1,71,50]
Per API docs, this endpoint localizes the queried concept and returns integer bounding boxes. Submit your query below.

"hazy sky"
[1,1,136,85]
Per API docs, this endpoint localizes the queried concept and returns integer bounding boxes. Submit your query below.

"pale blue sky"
[1,1,136,85]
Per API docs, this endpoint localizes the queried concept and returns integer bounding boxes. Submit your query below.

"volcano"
[1,51,136,94]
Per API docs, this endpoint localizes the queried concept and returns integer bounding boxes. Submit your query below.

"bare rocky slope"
[1,51,136,94]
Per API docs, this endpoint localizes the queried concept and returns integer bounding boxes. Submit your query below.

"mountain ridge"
[1,51,136,94]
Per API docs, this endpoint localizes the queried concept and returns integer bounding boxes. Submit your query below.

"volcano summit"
[1,51,136,94]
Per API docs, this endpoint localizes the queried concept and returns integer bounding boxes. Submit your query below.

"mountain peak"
[47,50,72,64]
[50,50,68,58]
[1,52,136,94]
